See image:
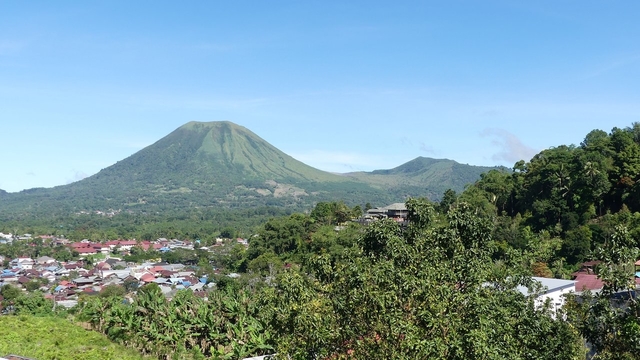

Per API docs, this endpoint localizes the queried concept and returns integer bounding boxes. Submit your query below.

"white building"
[10,257,35,270]
[518,277,575,317]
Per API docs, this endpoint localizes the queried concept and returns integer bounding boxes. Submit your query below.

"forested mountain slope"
[345,156,498,200]
[0,121,494,218]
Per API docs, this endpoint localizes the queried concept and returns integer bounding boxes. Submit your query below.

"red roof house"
[574,273,604,292]
[140,273,156,283]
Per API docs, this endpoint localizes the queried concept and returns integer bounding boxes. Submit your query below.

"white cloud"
[481,128,538,164]
[66,171,88,184]
[288,150,406,173]
[400,136,439,156]
[419,142,437,155]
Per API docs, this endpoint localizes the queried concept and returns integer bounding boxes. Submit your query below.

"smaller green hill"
[0,315,146,360]
[345,156,502,200]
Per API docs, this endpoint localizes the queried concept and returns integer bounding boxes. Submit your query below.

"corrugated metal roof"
[384,203,407,211]
[517,277,575,296]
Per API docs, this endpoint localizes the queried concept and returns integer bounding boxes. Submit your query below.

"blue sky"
[1,1,639,192]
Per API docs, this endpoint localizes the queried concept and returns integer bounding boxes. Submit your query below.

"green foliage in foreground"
[565,225,640,360]
[75,284,274,360]
[0,315,146,360]
[64,198,587,359]
[260,198,585,359]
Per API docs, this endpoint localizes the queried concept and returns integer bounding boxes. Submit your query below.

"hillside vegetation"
[345,156,497,200]
[0,315,146,360]
[452,123,640,275]
[0,121,495,222]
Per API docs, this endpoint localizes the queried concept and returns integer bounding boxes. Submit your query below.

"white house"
[97,245,111,255]
[518,277,575,317]
[118,240,137,251]
[11,257,35,270]
[36,256,57,265]
[100,269,132,280]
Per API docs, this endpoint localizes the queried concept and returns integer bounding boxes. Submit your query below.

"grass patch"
[0,315,146,360]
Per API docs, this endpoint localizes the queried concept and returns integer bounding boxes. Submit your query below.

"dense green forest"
[449,123,640,275]
[0,206,291,242]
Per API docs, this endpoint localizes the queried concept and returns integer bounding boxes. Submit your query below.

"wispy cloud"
[583,53,640,79]
[481,128,538,163]
[400,136,439,156]
[66,171,88,184]
[0,40,28,55]
[288,150,404,173]
[116,92,273,112]
[419,142,437,155]
[478,108,499,117]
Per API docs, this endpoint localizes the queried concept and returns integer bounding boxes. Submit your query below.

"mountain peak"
[0,122,495,214]
[166,122,345,180]
[180,120,243,130]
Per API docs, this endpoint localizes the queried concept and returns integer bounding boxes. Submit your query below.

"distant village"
[0,232,249,309]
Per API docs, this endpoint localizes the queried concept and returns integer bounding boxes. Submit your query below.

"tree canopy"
[258,198,584,359]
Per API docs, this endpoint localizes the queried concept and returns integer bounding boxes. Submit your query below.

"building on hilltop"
[358,202,409,225]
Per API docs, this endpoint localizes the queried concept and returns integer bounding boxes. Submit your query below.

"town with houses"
[0,232,249,309]
[0,204,634,314]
